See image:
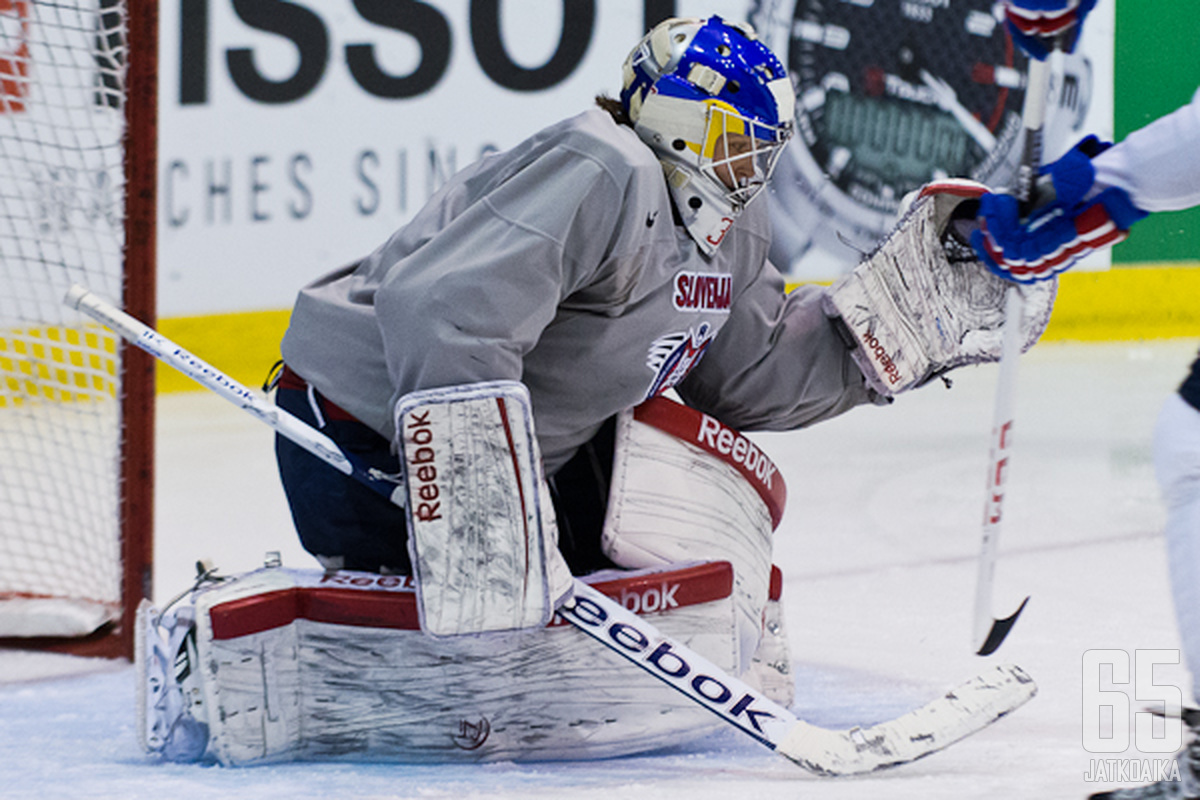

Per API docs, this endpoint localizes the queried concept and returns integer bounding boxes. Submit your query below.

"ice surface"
[2,340,1197,799]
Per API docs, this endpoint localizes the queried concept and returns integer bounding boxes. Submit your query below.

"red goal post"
[0,0,156,659]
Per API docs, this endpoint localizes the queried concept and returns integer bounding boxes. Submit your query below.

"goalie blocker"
[395,381,574,636]
[140,396,794,764]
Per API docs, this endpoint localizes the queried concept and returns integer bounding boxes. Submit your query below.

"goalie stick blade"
[777,663,1038,776]
[561,584,1035,777]
[976,596,1030,657]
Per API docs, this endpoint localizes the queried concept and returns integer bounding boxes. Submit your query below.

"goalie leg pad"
[395,381,572,636]
[601,397,786,674]
[163,562,741,765]
[822,179,1056,396]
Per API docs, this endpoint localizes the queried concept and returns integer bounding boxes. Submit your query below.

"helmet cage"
[698,101,790,209]
[619,16,795,252]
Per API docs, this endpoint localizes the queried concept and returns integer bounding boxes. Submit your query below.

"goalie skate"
[746,568,794,707]
[136,598,210,761]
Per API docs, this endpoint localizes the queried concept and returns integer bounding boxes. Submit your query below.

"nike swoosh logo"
[646,211,658,228]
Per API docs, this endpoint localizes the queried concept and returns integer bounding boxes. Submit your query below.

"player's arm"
[677,265,881,432]
[972,1,1200,281]
[1092,87,1200,213]
[681,182,1054,419]
[972,87,1200,282]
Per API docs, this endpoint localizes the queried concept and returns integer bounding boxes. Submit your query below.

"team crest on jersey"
[673,271,733,313]
[645,323,715,398]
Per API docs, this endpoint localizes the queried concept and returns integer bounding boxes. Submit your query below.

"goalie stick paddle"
[972,49,1057,657]
[66,284,1037,776]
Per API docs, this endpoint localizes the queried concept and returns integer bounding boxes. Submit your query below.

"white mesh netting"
[0,0,128,636]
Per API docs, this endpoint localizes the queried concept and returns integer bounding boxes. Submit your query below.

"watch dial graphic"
[751,1,1030,275]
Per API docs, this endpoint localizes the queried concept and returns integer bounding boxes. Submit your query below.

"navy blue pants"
[275,383,412,573]
[274,378,618,576]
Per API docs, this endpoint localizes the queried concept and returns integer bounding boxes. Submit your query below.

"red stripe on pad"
[209,561,736,640]
[633,397,787,528]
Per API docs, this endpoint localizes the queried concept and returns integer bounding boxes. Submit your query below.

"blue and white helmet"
[620,16,794,254]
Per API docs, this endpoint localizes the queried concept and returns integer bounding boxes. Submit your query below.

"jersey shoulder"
[451,109,662,210]
[551,109,665,191]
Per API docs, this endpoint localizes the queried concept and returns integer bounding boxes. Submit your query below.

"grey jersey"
[281,109,873,475]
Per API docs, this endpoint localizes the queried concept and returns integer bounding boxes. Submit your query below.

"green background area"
[1112,1,1200,263]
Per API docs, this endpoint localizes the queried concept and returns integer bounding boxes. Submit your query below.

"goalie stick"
[66,284,1037,776]
[972,44,1059,656]
[70,286,406,510]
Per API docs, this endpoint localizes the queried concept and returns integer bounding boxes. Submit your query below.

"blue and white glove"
[1004,0,1096,59]
[971,136,1149,283]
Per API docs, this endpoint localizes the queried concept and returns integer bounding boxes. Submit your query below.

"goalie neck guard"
[620,16,794,256]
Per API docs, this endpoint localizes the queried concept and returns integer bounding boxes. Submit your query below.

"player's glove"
[1004,0,1096,59]
[970,136,1149,283]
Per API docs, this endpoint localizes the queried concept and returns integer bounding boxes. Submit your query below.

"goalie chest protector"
[188,560,740,765]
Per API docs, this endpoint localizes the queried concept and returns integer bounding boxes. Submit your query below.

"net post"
[116,0,159,661]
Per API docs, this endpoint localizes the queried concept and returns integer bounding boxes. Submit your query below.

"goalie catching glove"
[823,179,1056,397]
[396,380,573,636]
[971,136,1149,283]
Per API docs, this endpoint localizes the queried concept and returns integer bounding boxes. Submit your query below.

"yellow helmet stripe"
[700,100,747,158]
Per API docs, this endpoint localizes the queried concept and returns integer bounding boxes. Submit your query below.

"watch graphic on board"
[750,0,1038,276]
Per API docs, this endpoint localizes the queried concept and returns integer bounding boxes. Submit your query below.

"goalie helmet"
[620,16,795,255]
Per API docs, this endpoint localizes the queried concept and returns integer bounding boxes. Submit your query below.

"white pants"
[1154,392,1200,704]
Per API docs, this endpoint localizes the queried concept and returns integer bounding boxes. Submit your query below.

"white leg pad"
[601,397,786,674]
[169,562,742,765]
[746,569,794,707]
[137,598,212,762]
[395,381,572,636]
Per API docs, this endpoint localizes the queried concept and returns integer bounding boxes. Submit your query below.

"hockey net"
[0,0,155,658]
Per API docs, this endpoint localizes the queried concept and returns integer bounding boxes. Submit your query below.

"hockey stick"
[66,284,1037,776]
[64,286,407,509]
[972,50,1056,656]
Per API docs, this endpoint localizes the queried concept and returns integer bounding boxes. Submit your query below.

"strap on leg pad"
[395,380,573,636]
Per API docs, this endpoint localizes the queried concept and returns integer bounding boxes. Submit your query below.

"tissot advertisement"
[157,0,1112,316]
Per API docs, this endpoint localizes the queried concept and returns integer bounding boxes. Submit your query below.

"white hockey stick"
[972,52,1054,656]
[63,285,407,509]
[67,284,1037,776]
